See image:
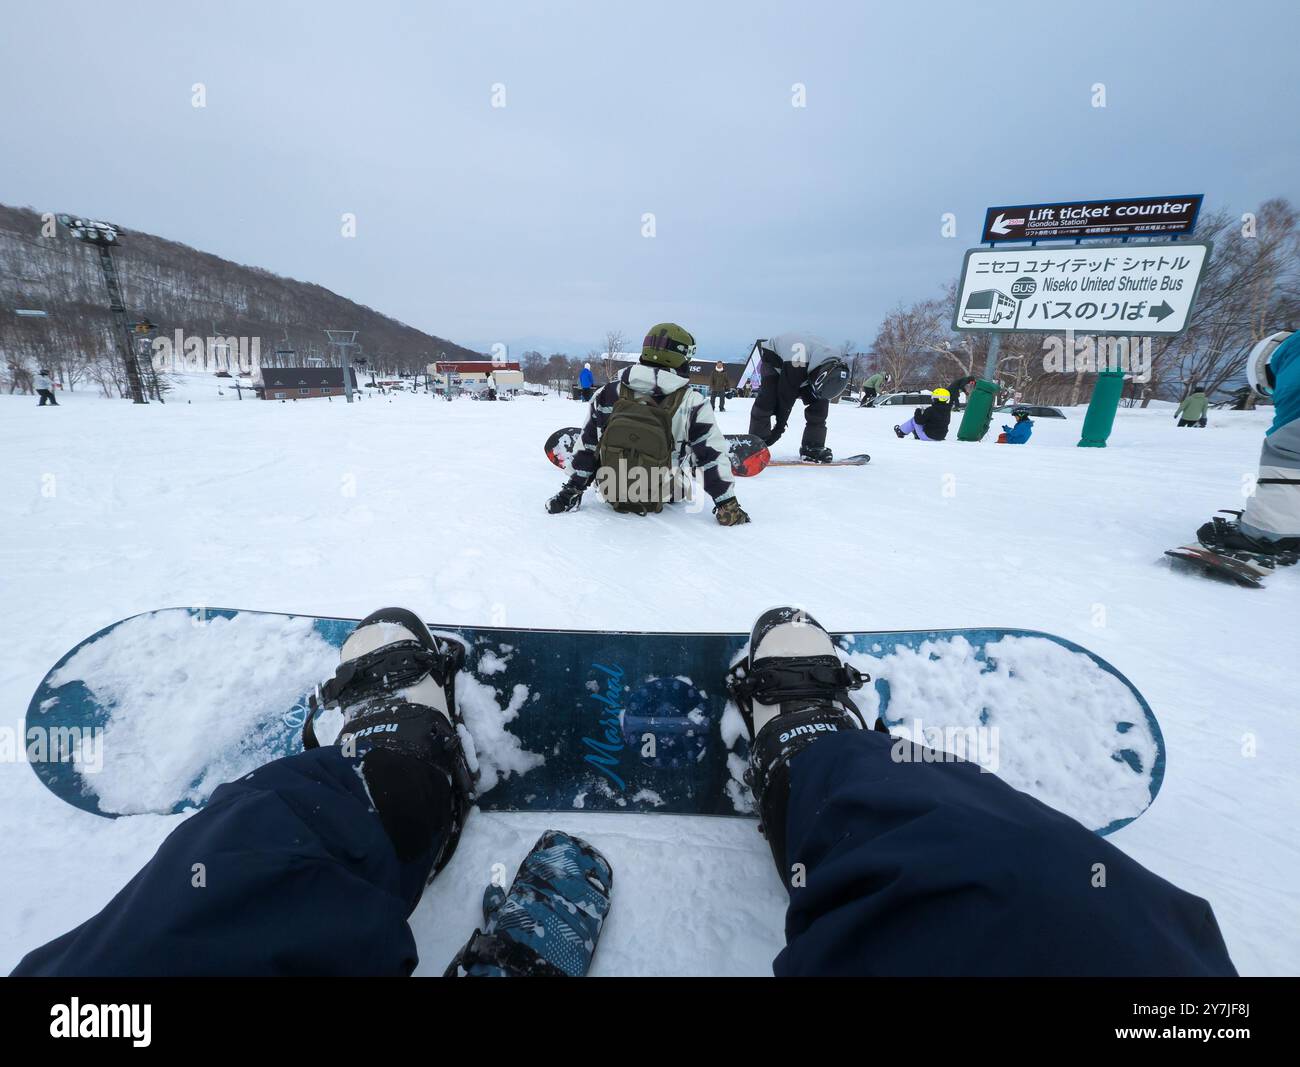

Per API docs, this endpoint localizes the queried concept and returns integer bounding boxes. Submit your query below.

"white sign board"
[952,241,1210,336]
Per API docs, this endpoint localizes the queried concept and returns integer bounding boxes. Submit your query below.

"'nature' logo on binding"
[582,663,626,790]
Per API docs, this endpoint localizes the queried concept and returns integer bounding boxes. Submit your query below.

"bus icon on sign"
[961,289,1016,325]
[1010,276,1037,299]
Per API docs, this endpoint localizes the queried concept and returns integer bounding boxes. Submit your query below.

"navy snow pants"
[12,747,446,976]
[775,730,1237,976]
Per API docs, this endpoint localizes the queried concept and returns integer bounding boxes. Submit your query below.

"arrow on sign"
[990,213,1017,235]
[1148,301,1174,322]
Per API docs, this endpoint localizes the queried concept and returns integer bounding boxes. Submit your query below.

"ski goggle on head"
[643,331,697,359]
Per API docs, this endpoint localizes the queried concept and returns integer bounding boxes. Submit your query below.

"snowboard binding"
[725,607,869,742]
[304,608,476,877]
[1196,510,1300,568]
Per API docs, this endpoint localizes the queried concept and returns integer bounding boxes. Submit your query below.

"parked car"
[993,404,1067,419]
[864,390,933,408]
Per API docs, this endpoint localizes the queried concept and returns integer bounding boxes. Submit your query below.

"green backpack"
[596,384,689,514]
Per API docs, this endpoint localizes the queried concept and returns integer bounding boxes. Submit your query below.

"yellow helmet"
[932,387,951,402]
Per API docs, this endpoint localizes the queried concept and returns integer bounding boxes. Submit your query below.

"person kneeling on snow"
[1175,385,1210,428]
[545,322,750,525]
[894,387,951,440]
[997,406,1033,444]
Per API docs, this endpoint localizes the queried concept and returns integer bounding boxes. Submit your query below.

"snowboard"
[26,608,1164,837]
[768,453,871,467]
[1164,545,1278,588]
[545,426,771,478]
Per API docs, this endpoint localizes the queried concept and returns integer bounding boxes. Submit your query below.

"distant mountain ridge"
[0,202,482,389]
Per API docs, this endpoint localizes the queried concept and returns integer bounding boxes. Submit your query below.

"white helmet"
[1246,331,1292,397]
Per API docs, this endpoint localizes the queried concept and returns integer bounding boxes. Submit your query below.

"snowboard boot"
[1197,510,1300,563]
[893,425,906,439]
[304,607,475,880]
[726,607,869,872]
[800,446,833,463]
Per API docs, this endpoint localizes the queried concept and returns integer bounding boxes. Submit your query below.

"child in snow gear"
[545,322,749,523]
[1196,330,1300,558]
[747,333,849,462]
[709,361,730,410]
[858,371,889,406]
[579,363,595,401]
[1175,385,1209,427]
[35,369,59,406]
[894,387,952,440]
[446,830,613,977]
[727,605,1236,977]
[997,407,1034,444]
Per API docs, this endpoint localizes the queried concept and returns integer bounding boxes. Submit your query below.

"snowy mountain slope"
[0,389,1295,975]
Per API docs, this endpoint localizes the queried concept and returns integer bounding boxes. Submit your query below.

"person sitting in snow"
[11,603,1236,978]
[894,387,952,441]
[997,406,1033,444]
[1174,384,1209,428]
[546,322,750,525]
[579,362,595,402]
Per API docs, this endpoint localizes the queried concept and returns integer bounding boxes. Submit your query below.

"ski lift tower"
[56,214,147,403]
[324,329,358,403]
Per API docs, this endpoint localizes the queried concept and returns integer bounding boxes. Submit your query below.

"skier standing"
[1198,330,1300,556]
[709,361,730,411]
[579,362,595,402]
[894,387,952,440]
[35,369,59,406]
[1175,384,1210,428]
[546,323,751,525]
[746,332,851,462]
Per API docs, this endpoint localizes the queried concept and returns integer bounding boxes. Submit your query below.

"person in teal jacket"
[1198,330,1300,556]
[998,407,1033,444]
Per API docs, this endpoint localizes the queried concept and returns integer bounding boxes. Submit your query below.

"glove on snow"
[715,499,751,526]
[445,830,613,977]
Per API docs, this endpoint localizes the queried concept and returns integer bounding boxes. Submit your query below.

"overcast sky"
[3,0,1298,358]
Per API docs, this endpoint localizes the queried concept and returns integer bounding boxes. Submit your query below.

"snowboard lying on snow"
[27,608,1163,836]
[545,426,771,478]
[1163,544,1280,589]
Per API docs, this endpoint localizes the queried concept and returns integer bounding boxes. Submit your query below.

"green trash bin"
[956,379,999,442]
[1078,370,1126,448]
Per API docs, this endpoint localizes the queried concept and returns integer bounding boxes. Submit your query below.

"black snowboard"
[767,453,871,467]
[1164,545,1277,588]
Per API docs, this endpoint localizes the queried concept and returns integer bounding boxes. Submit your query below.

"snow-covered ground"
[1,379,1295,975]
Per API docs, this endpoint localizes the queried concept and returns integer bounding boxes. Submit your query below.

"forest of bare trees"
[863,199,1300,406]
[0,203,482,397]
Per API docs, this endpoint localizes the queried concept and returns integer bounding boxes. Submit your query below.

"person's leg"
[1240,420,1300,543]
[12,608,471,977]
[710,393,718,410]
[800,397,829,452]
[719,393,725,411]
[748,366,782,442]
[11,745,448,976]
[772,731,1235,976]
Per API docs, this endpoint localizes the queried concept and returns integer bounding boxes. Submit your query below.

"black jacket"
[915,402,952,440]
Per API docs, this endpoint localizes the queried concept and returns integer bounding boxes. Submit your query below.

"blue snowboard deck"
[25,608,1164,836]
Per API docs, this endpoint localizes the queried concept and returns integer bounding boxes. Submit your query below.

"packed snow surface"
[1,381,1296,974]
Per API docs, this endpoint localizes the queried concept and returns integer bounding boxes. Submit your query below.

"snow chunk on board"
[845,634,1159,833]
[47,611,339,815]
[455,676,545,793]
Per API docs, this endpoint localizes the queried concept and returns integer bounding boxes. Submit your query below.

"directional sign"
[982,195,1202,244]
[952,242,1211,336]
